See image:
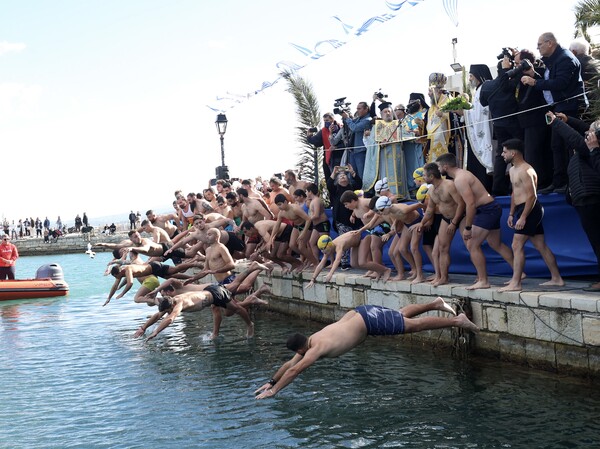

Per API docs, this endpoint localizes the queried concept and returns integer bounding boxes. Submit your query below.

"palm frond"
[281,70,324,184]
[574,0,600,38]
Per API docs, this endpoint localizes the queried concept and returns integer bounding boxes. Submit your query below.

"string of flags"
[207,0,440,113]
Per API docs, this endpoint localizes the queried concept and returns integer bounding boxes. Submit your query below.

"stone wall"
[12,232,126,256]
[252,267,600,379]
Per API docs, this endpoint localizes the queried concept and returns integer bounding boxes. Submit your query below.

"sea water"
[1,253,599,449]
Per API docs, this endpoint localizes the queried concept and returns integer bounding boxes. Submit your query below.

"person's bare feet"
[466,280,490,290]
[254,284,271,297]
[433,296,456,315]
[431,276,449,287]
[498,282,521,292]
[455,313,479,333]
[411,275,425,285]
[540,278,565,287]
[390,274,404,281]
[426,274,436,281]
[382,268,392,282]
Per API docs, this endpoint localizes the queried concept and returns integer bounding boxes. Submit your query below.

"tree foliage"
[281,70,323,184]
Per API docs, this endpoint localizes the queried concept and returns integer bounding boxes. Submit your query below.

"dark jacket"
[324,163,363,232]
[537,45,587,114]
[480,67,520,128]
[552,118,600,206]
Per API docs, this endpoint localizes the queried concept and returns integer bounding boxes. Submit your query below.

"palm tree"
[573,0,600,42]
[281,70,323,184]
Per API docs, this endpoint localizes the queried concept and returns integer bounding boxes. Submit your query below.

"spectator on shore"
[0,235,19,279]
[547,112,600,292]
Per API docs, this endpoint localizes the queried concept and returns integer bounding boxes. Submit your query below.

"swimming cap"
[413,167,425,181]
[375,196,393,211]
[374,177,389,194]
[416,184,430,202]
[354,189,364,197]
[317,235,333,251]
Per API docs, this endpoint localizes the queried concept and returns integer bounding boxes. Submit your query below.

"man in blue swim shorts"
[255,297,479,399]
[437,152,514,290]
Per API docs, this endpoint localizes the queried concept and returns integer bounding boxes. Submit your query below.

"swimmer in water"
[255,297,478,399]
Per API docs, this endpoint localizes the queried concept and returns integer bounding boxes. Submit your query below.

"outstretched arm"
[255,350,320,399]
[134,310,167,338]
[146,301,184,341]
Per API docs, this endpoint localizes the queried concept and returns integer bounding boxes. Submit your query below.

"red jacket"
[0,242,19,267]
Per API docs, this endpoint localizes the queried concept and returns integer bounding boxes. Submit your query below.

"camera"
[308,127,318,133]
[497,47,514,61]
[333,97,352,115]
[374,89,388,100]
[506,59,533,78]
[407,100,421,114]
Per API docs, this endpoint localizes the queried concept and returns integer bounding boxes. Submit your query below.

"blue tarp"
[326,194,597,279]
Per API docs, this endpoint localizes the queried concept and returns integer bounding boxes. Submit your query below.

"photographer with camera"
[341,101,372,181]
[546,111,600,291]
[479,50,525,195]
[502,49,553,189]
[307,112,342,170]
[523,32,587,194]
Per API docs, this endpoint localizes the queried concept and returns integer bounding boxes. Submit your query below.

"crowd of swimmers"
[96,142,572,395]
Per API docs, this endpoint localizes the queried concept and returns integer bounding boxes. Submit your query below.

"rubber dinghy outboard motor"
[36,263,65,281]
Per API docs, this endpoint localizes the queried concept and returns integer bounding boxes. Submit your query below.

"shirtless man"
[104,258,202,306]
[270,194,319,271]
[133,283,261,341]
[367,196,424,283]
[237,188,273,223]
[146,209,180,241]
[417,162,466,286]
[241,179,263,199]
[436,153,514,290]
[284,169,309,194]
[305,183,331,262]
[340,190,391,281]
[225,192,244,227]
[188,192,213,215]
[498,139,564,292]
[307,233,362,286]
[95,230,166,258]
[139,219,172,245]
[241,220,301,271]
[254,297,479,398]
[165,214,245,260]
[203,188,219,210]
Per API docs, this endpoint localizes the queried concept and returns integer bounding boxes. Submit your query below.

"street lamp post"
[215,113,229,180]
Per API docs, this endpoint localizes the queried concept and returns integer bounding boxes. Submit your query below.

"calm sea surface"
[1,253,599,449]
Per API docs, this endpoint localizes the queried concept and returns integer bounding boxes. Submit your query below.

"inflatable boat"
[0,263,69,301]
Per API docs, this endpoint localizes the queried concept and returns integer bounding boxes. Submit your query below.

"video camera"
[506,58,533,78]
[333,97,352,115]
[374,89,388,100]
[497,47,514,61]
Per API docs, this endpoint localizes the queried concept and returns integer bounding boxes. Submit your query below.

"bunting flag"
[443,0,459,27]
[206,0,430,112]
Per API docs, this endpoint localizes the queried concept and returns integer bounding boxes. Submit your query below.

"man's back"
[309,312,368,359]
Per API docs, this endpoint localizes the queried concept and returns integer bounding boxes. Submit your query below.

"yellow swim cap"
[317,235,333,251]
[413,167,425,181]
[416,184,429,201]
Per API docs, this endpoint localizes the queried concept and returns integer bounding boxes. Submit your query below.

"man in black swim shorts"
[255,297,479,399]
[499,139,564,292]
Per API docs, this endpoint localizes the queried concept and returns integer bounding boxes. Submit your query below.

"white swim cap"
[375,196,393,211]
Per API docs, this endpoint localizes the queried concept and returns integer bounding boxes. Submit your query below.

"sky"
[0,0,586,225]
